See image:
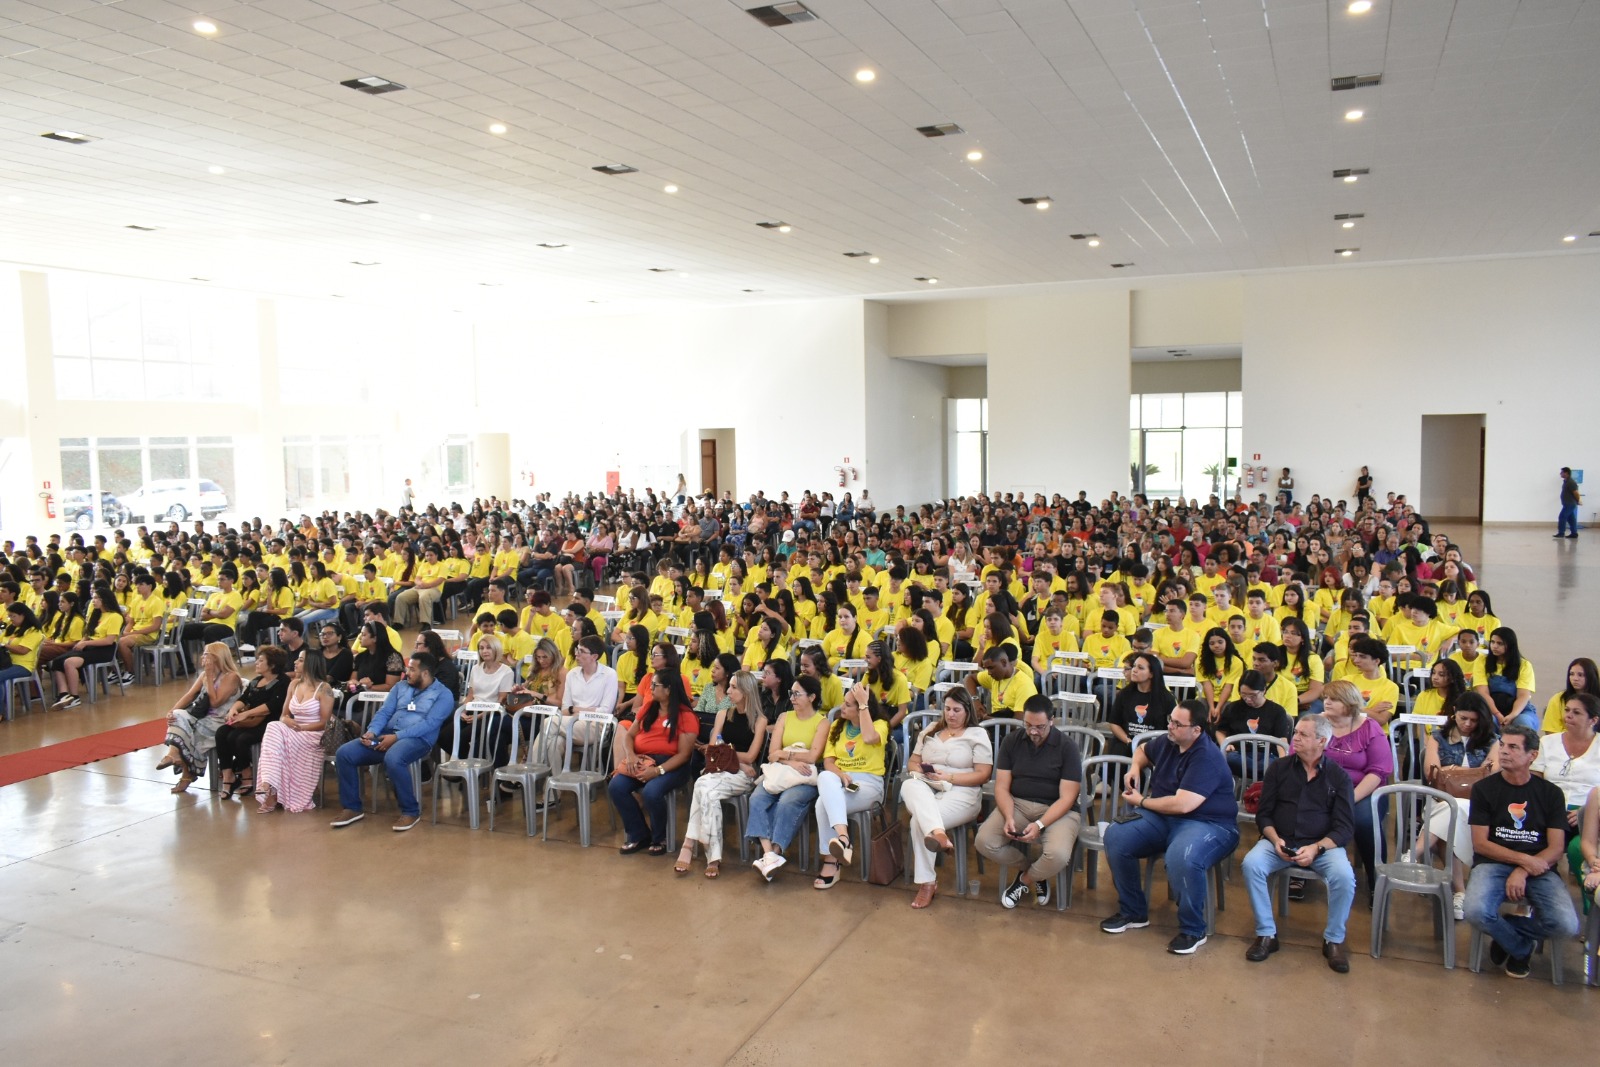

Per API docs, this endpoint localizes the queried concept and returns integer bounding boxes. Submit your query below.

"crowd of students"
[3,479,1596,977]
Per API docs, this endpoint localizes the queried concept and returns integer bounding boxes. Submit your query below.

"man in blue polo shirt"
[1101,698,1240,954]
[329,651,454,832]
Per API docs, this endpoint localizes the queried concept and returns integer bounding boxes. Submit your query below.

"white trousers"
[684,770,757,862]
[899,780,983,883]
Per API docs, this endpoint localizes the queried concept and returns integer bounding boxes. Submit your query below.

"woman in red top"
[608,670,697,854]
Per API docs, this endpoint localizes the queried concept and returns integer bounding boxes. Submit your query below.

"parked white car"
[119,478,229,521]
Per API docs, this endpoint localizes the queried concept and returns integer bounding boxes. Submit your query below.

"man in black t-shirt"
[1464,726,1580,978]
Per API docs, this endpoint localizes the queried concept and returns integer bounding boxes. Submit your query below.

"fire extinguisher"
[40,491,56,518]
[833,466,847,487]
[1244,467,1255,489]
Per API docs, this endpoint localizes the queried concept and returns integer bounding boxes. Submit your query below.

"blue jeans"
[336,736,430,816]
[1241,838,1357,943]
[298,608,337,627]
[1352,791,1389,893]
[1558,503,1579,537]
[1464,863,1579,960]
[1105,811,1240,937]
[746,783,820,851]
[607,762,691,846]
[0,664,34,715]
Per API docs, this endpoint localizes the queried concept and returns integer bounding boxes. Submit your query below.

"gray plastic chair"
[488,705,561,836]
[1070,755,1135,903]
[1051,691,1101,728]
[1470,910,1563,984]
[1218,732,1289,829]
[431,701,508,829]
[1388,714,1441,784]
[1369,782,1458,968]
[137,609,191,685]
[1058,725,1105,761]
[542,711,616,846]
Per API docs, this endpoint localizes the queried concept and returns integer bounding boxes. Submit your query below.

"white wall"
[481,300,869,501]
[1244,255,1600,523]
[1130,277,1244,348]
[863,303,946,506]
[988,291,1131,496]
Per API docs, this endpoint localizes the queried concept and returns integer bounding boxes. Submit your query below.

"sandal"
[704,861,720,879]
[236,772,254,797]
[255,788,277,813]
[171,773,196,795]
[828,834,853,866]
[911,882,937,909]
[814,859,842,890]
[646,842,669,856]
[924,829,953,854]
[674,844,695,874]
[219,772,237,798]
[618,840,647,855]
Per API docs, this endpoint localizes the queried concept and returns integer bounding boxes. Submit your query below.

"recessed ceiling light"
[1345,109,1364,121]
[1342,221,1356,229]
[334,196,377,205]
[1348,0,1372,12]
[41,131,95,144]
[868,257,880,264]
[916,123,964,138]
[488,123,507,135]
[1333,168,1369,182]
[966,150,983,162]
[855,69,875,83]
[1336,248,1359,256]
[1070,232,1099,244]
[207,165,226,175]
[778,224,792,233]
[190,277,209,282]
[350,260,380,266]
[1344,175,1358,183]
[742,289,763,293]
[341,76,405,95]
[1019,197,1052,209]
[125,224,159,232]
[592,163,639,175]
[746,3,817,28]
[1334,213,1365,222]
[1088,238,1101,247]
[1563,235,1577,242]
[192,20,218,35]
[663,184,679,194]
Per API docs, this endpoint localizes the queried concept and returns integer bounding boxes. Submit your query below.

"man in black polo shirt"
[1464,725,1580,979]
[1240,714,1357,972]
[973,695,1082,909]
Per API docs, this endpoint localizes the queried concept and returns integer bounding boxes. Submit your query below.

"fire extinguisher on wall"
[40,491,56,518]
[1244,467,1255,489]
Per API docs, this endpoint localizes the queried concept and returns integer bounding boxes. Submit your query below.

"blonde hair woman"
[157,641,243,794]
[675,670,768,878]
[1321,679,1394,900]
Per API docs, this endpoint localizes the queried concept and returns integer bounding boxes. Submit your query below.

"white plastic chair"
[542,710,616,846]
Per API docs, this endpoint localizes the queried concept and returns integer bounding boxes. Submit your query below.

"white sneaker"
[754,853,786,881]
[1452,891,1465,921]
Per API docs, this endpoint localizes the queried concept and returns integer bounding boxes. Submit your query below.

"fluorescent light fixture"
[1336,248,1359,256]
[350,260,380,266]
[1345,109,1364,120]
[537,242,569,249]
[417,213,432,221]
[1343,221,1356,229]
[1563,235,1577,242]
[1348,1,1372,12]
[843,251,872,257]
[916,123,964,137]
[1019,196,1052,209]
[966,150,983,161]
[914,276,938,284]
[746,3,816,28]
[1088,238,1100,247]
[341,76,405,94]
[592,163,639,175]
[868,257,880,264]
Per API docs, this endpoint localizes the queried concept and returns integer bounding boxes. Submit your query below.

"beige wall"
[945,365,987,397]
[1130,277,1244,348]
[1131,357,1241,393]
[1419,415,1483,520]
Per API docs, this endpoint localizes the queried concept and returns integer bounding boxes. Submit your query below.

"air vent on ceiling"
[592,163,639,175]
[1333,213,1365,221]
[916,123,964,137]
[1589,231,1600,237]
[746,3,816,27]
[536,242,568,249]
[1069,233,1097,240]
[341,76,405,94]
[842,251,872,257]
[1018,197,1052,207]
[1110,263,1135,269]
[334,196,377,205]
[1332,168,1370,179]
[1168,350,1188,358]
[1331,74,1382,91]
[648,267,674,272]
[742,289,763,293]
[125,224,159,231]
[1335,248,1360,256]
[755,221,789,229]
[350,260,379,266]
[41,130,95,144]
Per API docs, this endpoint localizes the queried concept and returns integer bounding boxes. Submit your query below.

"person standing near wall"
[1276,468,1295,508]
[1355,466,1373,507]
[1555,467,1580,539]
[400,478,414,514]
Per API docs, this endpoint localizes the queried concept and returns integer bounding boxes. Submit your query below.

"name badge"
[407,702,416,712]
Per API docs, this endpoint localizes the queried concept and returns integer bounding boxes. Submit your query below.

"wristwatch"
[1315,845,1327,857]
[1034,819,1045,833]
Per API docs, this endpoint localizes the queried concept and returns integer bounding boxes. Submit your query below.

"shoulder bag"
[1429,764,1488,801]
[867,803,905,886]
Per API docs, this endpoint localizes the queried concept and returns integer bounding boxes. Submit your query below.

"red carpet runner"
[0,718,166,788]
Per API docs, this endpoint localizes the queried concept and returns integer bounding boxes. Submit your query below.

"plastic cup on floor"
[967,879,981,897]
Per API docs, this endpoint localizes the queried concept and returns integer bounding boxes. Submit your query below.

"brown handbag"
[867,806,905,886]
[1430,764,1488,801]
[702,743,740,776]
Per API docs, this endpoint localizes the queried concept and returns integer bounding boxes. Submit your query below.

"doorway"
[700,439,717,497]
[1419,414,1485,521]
[694,428,737,500]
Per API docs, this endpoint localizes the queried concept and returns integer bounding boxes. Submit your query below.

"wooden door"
[700,439,717,496]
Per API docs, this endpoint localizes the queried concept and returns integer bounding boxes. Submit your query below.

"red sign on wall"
[606,470,620,494]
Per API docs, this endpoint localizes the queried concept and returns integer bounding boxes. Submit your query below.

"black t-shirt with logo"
[1215,698,1292,741]
[1468,772,1568,864]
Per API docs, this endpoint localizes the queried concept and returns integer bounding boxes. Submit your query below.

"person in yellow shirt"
[893,622,937,693]
[47,590,124,710]
[1348,635,1400,728]
[1447,625,1485,680]
[1471,626,1537,731]
[114,573,169,682]
[393,546,448,628]
[1325,612,1372,683]
[466,612,499,653]
[820,602,869,669]
[1413,659,1468,718]
[1540,658,1600,733]
[341,564,387,634]
[1250,643,1300,714]
[1279,617,1326,715]
[1240,590,1282,647]
[495,608,537,678]
[1381,595,1456,669]
[740,615,790,673]
[796,645,845,712]
[1,603,45,715]
[1030,606,1082,678]
[855,586,890,638]
[1458,589,1501,644]
[178,570,244,655]
[1198,627,1244,722]
[965,643,1038,719]
[1149,600,1202,676]
[1193,555,1227,601]
[295,560,341,627]
[864,640,912,726]
[520,589,567,643]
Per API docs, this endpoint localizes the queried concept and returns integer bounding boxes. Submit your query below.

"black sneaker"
[1000,875,1031,910]
[1488,939,1509,968]
[1505,954,1531,979]
[1287,876,1307,901]
[1033,880,1051,907]
[1167,932,1208,955]
[1100,912,1150,934]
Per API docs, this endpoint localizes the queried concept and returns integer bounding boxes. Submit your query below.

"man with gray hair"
[1240,713,1358,972]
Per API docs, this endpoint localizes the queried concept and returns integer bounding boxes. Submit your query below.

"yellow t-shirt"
[869,668,911,710]
[1202,656,1244,694]
[6,628,44,672]
[893,652,935,693]
[1264,674,1298,712]
[1354,675,1401,717]
[1030,624,1081,672]
[1150,626,1202,667]
[1459,612,1500,642]
[1413,689,1451,718]
[821,628,867,668]
[615,651,645,696]
[1241,613,1282,646]
[1471,657,1535,693]
[975,668,1040,718]
[205,590,245,632]
[1082,633,1132,671]
[1286,654,1325,696]
[824,719,888,776]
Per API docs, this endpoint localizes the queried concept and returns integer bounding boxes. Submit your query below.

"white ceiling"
[1,0,1598,313]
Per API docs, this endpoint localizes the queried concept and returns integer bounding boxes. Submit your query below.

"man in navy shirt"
[1101,698,1240,954]
[330,651,454,832]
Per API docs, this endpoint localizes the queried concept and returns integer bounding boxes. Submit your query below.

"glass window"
[1183,392,1226,428]
[445,440,471,490]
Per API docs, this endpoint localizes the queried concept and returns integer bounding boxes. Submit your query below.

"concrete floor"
[0,527,1590,1066]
